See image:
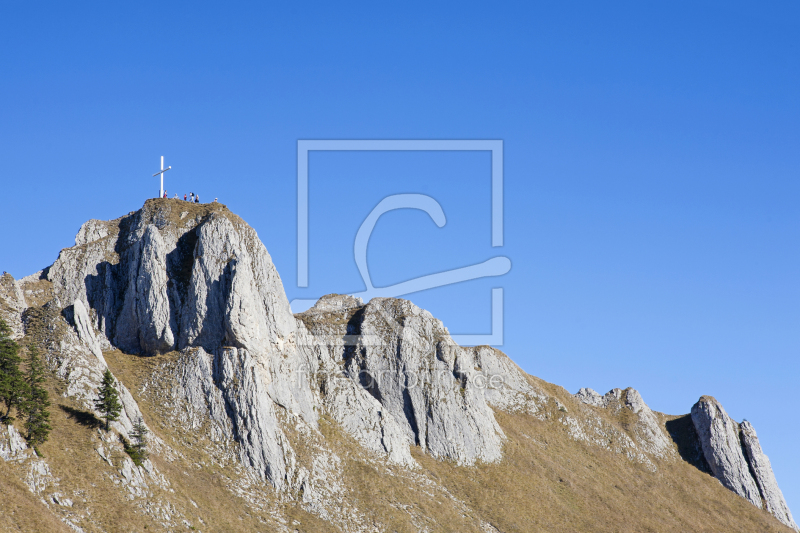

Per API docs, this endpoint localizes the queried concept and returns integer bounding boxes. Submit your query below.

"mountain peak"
[0,203,795,531]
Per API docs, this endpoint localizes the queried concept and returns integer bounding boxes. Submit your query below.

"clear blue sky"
[2,0,798,514]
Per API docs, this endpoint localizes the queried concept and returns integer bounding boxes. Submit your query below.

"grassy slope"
[20,347,787,533]
[4,216,793,531]
[0,459,72,533]
[415,407,791,533]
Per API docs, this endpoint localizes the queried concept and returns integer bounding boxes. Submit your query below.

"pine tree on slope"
[95,369,122,432]
[128,416,149,465]
[21,344,51,449]
[0,319,23,421]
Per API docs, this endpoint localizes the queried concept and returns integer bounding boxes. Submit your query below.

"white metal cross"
[152,156,172,198]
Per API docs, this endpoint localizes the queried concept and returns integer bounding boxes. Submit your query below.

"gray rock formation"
[213,346,296,487]
[9,199,795,531]
[468,345,543,413]
[295,296,415,467]
[575,387,604,408]
[691,396,762,509]
[43,203,336,488]
[622,388,673,458]
[75,219,110,247]
[300,295,505,465]
[0,273,26,339]
[574,387,673,459]
[72,299,104,361]
[115,225,175,354]
[741,420,798,530]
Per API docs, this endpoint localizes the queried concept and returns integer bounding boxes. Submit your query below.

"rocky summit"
[0,198,796,532]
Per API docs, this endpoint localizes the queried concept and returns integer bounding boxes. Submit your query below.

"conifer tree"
[95,369,122,431]
[0,319,23,421]
[128,416,149,465]
[20,345,51,448]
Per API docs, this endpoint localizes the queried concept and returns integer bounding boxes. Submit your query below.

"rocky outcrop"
[75,219,111,247]
[0,273,26,339]
[115,225,175,355]
[300,295,506,466]
[12,200,795,532]
[468,345,543,413]
[212,347,296,487]
[71,299,104,361]
[621,388,673,458]
[295,296,416,467]
[43,203,323,488]
[574,387,673,459]
[690,396,798,528]
[740,421,798,530]
[575,387,605,408]
[46,201,515,484]
[691,396,763,509]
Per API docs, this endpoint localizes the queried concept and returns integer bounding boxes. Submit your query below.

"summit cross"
[152,156,172,199]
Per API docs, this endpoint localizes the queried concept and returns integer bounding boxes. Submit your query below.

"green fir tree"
[95,369,122,431]
[126,416,149,466]
[20,345,51,449]
[0,319,24,421]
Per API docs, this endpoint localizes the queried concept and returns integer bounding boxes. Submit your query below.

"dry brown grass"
[315,414,486,533]
[139,198,241,231]
[6,330,793,532]
[412,407,793,533]
[0,459,72,533]
[102,347,795,533]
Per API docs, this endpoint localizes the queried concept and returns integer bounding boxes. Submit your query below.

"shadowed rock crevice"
[665,414,711,474]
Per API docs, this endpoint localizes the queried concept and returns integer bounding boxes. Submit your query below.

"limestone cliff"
[0,198,795,533]
[691,397,797,529]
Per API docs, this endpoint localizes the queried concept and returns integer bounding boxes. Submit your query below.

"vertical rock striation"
[740,420,798,530]
[691,396,798,528]
[15,199,795,530]
[691,396,762,508]
[115,224,175,355]
[300,295,506,466]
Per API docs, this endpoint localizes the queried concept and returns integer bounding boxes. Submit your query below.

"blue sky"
[1,0,798,514]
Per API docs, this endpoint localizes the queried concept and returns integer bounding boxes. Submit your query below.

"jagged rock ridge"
[692,396,797,529]
[40,200,517,488]
[0,198,796,532]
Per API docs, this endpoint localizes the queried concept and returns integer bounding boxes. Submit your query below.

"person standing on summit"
[195,194,199,203]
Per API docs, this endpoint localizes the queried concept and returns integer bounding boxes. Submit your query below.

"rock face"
[72,299,104,361]
[298,295,506,466]
[0,273,26,339]
[347,298,504,464]
[46,202,320,489]
[690,396,798,528]
[3,199,795,532]
[115,224,175,355]
[691,397,763,508]
[740,421,798,529]
[44,201,511,489]
[75,219,111,247]
[574,387,674,459]
[620,389,672,458]
[575,387,605,408]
